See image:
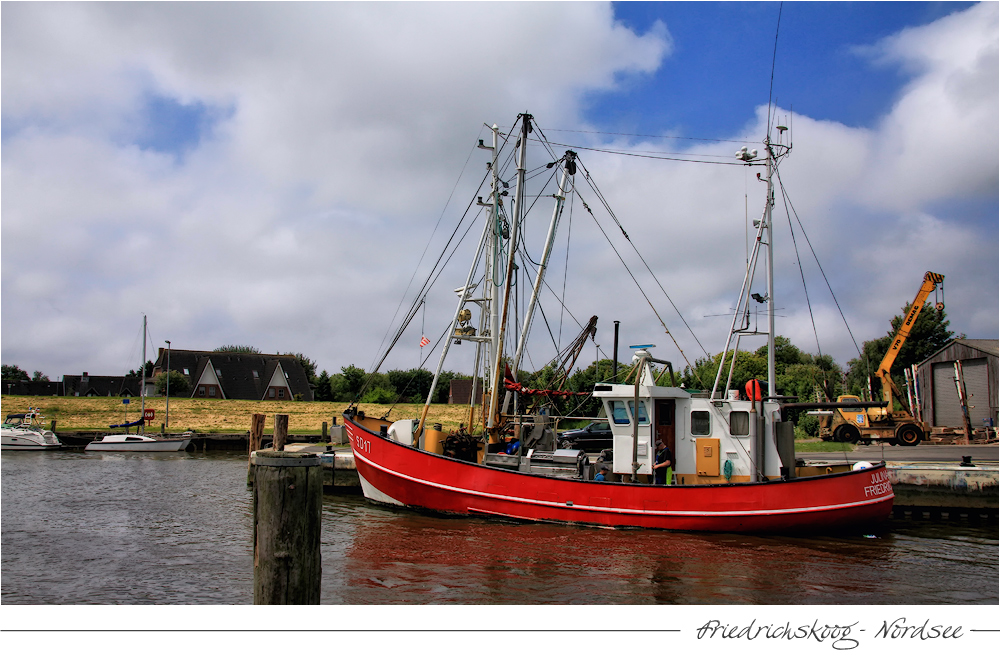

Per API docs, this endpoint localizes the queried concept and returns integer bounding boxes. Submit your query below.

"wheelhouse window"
[730,411,750,436]
[627,400,650,425]
[609,401,630,425]
[691,410,711,435]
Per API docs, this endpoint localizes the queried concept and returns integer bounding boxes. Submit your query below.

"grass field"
[0,395,858,451]
[0,395,477,434]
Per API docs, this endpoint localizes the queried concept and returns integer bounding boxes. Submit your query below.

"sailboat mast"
[140,314,147,434]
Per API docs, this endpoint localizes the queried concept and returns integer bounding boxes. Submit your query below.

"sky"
[2,1,997,385]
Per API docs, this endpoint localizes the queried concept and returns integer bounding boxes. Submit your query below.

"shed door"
[963,358,991,427]
[932,362,961,427]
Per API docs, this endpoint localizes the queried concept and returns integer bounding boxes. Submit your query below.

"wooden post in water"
[247,413,266,486]
[273,414,289,451]
[252,449,322,604]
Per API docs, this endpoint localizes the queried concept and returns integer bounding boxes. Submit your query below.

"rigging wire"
[367,129,486,372]
[575,155,711,359]
[766,2,784,136]
[778,172,822,357]
[535,139,753,166]
[354,194,489,404]
[773,166,864,361]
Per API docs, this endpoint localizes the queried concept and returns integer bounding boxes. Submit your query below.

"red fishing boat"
[345,113,893,533]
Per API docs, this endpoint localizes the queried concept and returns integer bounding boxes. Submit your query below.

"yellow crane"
[819,271,944,446]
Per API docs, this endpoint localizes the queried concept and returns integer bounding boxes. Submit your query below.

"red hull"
[345,415,894,533]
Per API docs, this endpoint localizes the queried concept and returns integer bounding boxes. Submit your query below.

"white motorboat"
[1,409,62,450]
[85,432,192,452]
[84,314,192,453]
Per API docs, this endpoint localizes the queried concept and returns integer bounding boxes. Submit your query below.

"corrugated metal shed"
[915,339,998,429]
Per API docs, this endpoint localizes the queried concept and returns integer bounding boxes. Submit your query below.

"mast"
[140,314,147,435]
[417,221,491,444]
[764,138,776,398]
[509,151,575,376]
[486,113,531,436]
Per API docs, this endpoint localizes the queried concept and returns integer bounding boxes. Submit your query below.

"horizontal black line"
[4,629,684,634]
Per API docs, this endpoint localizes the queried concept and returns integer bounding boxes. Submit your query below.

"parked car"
[559,421,613,451]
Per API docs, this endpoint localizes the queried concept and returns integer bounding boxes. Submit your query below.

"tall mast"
[141,314,147,434]
[510,151,575,376]
[764,138,776,398]
[486,113,531,435]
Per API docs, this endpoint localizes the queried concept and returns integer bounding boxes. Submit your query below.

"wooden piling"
[247,413,266,485]
[252,449,322,604]
[322,421,328,441]
[273,414,289,451]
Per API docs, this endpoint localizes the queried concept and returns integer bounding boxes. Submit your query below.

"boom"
[875,271,944,409]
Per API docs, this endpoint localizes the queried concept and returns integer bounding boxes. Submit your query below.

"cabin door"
[655,399,676,455]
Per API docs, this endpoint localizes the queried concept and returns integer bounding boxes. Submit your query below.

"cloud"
[1,2,995,385]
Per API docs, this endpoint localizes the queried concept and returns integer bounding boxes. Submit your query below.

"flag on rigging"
[419,335,430,348]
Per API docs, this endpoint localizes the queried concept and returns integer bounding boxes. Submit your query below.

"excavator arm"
[875,271,944,413]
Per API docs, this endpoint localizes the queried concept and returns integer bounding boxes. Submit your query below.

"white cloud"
[1,2,995,385]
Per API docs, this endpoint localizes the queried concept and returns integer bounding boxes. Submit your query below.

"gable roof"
[918,338,999,366]
[62,374,140,397]
[153,349,313,400]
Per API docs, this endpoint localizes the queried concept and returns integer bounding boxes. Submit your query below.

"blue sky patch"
[598,1,977,139]
[134,94,229,156]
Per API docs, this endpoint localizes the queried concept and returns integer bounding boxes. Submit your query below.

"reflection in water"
[323,495,997,605]
[3,451,996,605]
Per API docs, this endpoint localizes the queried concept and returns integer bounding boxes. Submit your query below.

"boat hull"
[1,438,62,451]
[84,438,192,452]
[1,430,62,450]
[345,415,894,534]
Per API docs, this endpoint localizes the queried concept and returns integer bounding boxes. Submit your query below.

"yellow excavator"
[819,271,944,446]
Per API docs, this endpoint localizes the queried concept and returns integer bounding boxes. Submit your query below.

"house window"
[692,411,711,435]
[209,386,216,397]
[278,388,285,399]
[252,370,259,379]
[269,388,275,399]
[183,368,189,375]
[198,386,206,397]
[216,368,222,376]
[730,411,750,436]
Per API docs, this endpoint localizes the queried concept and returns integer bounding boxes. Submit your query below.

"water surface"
[2,450,996,605]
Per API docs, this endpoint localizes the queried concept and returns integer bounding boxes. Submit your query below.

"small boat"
[85,314,192,453]
[345,113,894,534]
[1,409,62,450]
[85,431,192,452]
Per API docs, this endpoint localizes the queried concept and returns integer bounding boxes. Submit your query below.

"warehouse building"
[915,339,998,430]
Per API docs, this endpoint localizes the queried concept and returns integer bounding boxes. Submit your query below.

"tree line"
[5,303,958,423]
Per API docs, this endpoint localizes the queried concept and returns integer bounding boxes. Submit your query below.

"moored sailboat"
[344,114,893,533]
[86,315,192,453]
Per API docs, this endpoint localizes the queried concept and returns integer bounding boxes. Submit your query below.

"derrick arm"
[875,271,944,411]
